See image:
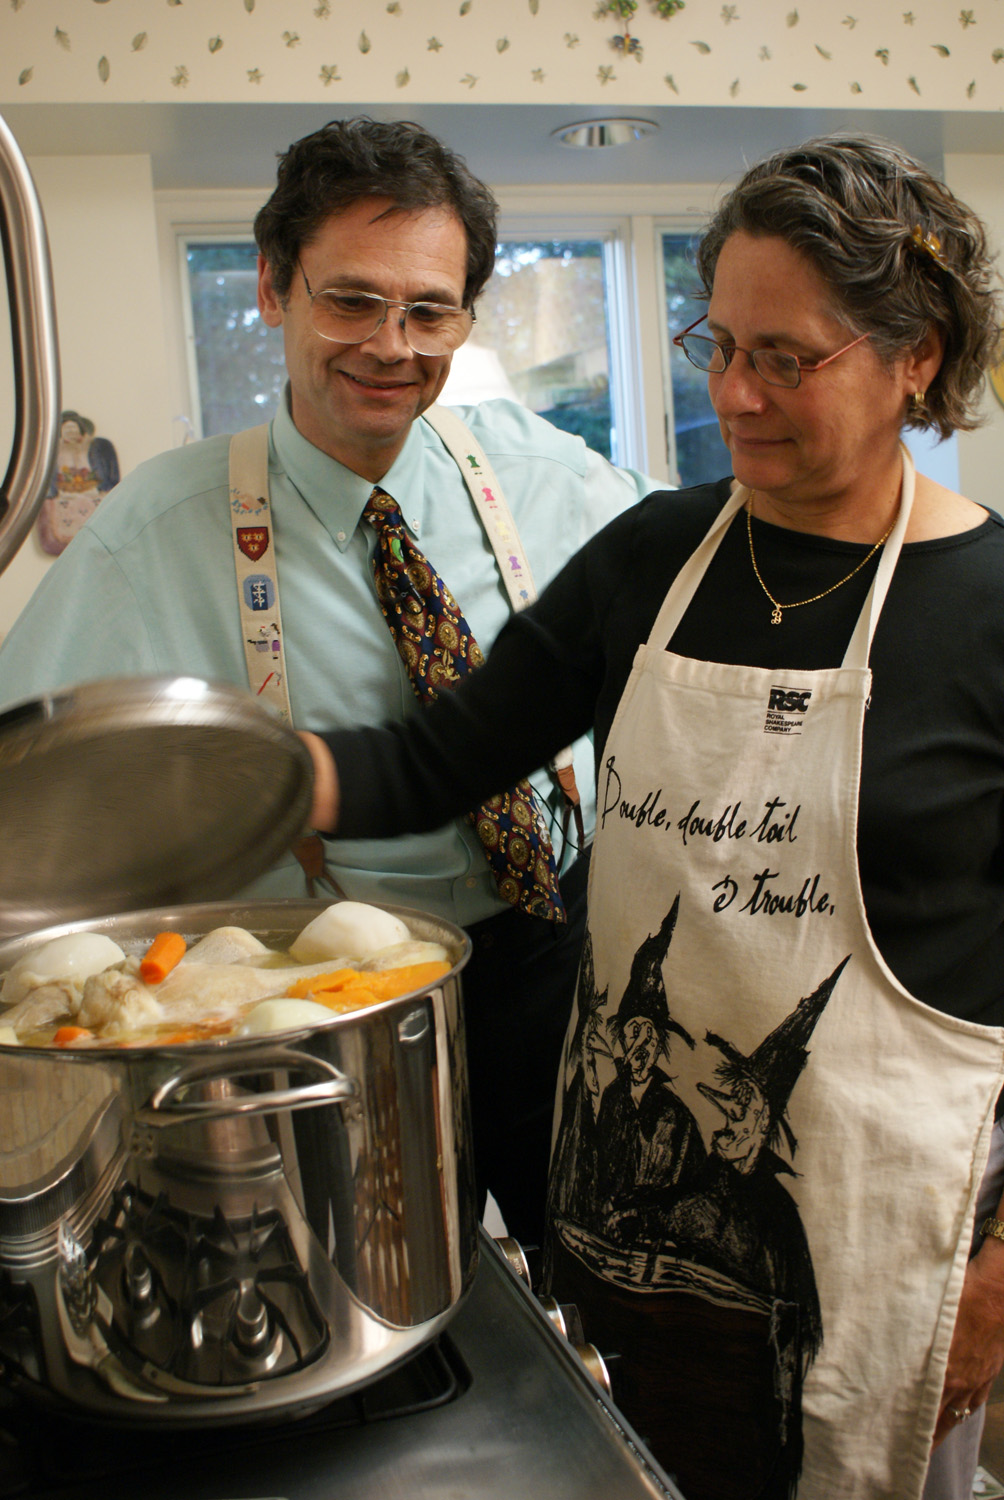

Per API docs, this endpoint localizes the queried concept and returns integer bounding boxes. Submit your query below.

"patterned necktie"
[363,487,565,922]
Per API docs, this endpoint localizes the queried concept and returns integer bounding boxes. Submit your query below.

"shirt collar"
[270,386,428,553]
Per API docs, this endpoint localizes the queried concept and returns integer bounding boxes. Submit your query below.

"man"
[0,118,654,1243]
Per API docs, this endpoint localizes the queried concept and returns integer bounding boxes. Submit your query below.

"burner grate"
[0,1335,468,1497]
[85,1181,329,1386]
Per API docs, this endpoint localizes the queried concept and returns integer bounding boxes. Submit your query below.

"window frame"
[156,189,267,446]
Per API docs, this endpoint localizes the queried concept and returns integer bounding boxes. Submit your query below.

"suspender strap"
[421,404,539,611]
[230,427,345,894]
[421,405,583,845]
[229,425,293,725]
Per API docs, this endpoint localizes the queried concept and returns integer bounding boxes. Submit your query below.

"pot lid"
[0,675,314,934]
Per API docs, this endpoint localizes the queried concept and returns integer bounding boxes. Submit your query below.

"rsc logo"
[768,687,812,714]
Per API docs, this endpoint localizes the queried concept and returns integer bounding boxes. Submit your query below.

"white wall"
[0,154,172,636]
[945,153,1004,516]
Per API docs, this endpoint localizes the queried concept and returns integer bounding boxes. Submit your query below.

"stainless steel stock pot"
[0,900,476,1425]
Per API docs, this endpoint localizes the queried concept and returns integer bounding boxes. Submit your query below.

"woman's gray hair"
[696,134,1002,439]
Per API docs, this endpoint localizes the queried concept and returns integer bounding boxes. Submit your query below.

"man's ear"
[258,254,283,329]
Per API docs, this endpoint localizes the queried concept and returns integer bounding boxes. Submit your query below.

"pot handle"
[140,1047,358,1125]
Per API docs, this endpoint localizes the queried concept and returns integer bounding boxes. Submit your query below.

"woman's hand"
[297,731,340,833]
[932,1233,1004,1448]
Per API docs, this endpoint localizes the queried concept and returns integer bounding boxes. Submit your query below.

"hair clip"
[909,225,949,271]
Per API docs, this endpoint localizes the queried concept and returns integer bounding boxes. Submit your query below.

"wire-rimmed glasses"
[299,265,474,356]
[672,314,870,389]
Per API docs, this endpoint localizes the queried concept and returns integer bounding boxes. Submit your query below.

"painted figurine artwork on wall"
[36,410,120,557]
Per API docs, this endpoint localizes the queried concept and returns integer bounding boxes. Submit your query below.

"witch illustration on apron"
[544,451,1004,1500]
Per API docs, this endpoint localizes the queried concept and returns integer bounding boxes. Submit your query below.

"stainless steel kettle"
[0,110,60,576]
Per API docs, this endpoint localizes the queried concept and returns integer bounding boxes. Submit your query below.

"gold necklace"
[746,496,895,626]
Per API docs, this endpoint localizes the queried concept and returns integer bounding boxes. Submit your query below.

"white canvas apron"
[546,452,1004,1500]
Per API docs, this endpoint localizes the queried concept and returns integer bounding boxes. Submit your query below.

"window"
[440,239,615,459]
[660,231,727,488]
[184,235,619,459]
[184,240,284,437]
[162,182,727,482]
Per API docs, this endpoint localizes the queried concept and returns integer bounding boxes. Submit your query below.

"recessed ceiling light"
[551,118,659,149]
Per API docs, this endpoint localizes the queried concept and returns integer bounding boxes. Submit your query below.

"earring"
[910,390,927,415]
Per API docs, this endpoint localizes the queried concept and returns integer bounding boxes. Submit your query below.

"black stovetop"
[0,1234,683,1500]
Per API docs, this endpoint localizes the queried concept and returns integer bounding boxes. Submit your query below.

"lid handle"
[0,111,60,577]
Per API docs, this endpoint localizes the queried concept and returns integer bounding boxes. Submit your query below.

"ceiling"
[3,100,1004,192]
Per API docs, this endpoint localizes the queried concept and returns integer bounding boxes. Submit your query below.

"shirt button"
[465,877,478,888]
[336,530,347,543]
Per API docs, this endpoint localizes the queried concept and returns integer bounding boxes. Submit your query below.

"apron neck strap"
[841,443,915,670]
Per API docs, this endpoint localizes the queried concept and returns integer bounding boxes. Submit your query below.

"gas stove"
[62,1177,329,1392]
[0,1232,684,1500]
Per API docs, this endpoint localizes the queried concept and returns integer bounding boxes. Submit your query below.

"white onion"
[237,998,336,1035]
[289,902,410,964]
[1,933,126,1008]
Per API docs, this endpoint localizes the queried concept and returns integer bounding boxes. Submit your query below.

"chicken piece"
[360,940,450,973]
[184,927,277,967]
[148,958,344,1031]
[77,964,165,1038]
[1,981,84,1038]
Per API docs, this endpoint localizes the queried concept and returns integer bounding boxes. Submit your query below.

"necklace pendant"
[770,605,783,626]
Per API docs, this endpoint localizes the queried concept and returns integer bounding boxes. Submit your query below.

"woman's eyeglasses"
[673,314,870,390]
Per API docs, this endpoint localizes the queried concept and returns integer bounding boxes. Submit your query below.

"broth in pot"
[0,900,452,1048]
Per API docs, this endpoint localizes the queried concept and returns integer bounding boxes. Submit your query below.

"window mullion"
[622,213,672,483]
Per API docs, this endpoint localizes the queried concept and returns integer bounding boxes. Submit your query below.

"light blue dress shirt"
[0,392,654,923]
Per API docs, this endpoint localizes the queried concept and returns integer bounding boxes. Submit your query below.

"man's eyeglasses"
[298,265,474,357]
[672,315,870,390]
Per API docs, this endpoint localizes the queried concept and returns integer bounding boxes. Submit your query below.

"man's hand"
[933,1232,1004,1448]
[298,731,340,833]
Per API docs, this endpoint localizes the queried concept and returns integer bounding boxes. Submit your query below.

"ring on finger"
[948,1406,973,1421]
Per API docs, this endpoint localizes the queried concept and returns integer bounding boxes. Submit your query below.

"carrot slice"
[285,960,450,1004]
[151,1018,235,1046]
[140,931,187,984]
[53,1026,94,1047]
[321,986,384,1014]
[285,968,358,999]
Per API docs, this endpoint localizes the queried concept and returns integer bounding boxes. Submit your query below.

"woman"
[301,136,1004,1500]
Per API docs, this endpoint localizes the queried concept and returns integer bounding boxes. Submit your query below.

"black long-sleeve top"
[324,479,1004,1027]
